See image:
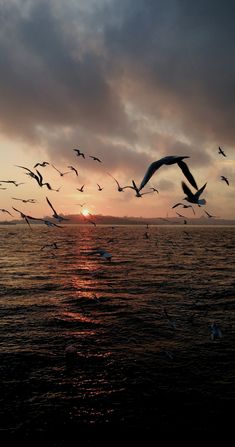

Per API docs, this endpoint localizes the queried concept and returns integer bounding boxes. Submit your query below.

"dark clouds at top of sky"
[0,0,234,173]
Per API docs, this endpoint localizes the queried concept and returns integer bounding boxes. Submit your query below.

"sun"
[81,208,90,217]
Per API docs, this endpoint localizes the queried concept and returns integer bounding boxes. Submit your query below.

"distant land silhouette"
[1,214,235,226]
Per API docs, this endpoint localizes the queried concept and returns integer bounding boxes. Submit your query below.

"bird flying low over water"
[172,203,195,215]
[12,207,39,229]
[218,146,226,157]
[221,176,229,185]
[139,156,198,191]
[0,208,14,216]
[46,197,69,222]
[204,210,219,219]
[181,181,207,205]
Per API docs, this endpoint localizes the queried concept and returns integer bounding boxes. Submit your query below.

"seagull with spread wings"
[181,181,207,205]
[221,176,229,185]
[139,156,198,191]
[46,197,69,222]
[218,147,226,157]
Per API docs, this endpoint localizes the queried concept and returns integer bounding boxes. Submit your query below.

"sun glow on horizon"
[81,208,90,217]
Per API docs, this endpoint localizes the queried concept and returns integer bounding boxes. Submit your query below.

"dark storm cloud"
[0,0,134,142]
[0,0,234,173]
[103,0,235,146]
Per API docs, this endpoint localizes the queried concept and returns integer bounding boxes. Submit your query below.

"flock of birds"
[1,146,230,342]
[0,145,230,227]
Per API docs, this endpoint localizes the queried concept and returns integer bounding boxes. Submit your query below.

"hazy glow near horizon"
[0,0,234,220]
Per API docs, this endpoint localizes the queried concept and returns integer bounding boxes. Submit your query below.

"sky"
[0,0,235,220]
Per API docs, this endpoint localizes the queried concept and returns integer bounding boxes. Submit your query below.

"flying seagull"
[12,207,39,229]
[46,197,69,222]
[204,210,218,219]
[0,180,25,187]
[77,185,85,192]
[68,166,78,176]
[139,156,198,191]
[172,203,195,215]
[128,180,154,198]
[16,165,54,190]
[12,197,37,203]
[73,149,85,158]
[89,156,102,163]
[106,172,130,192]
[51,165,70,177]
[221,176,229,186]
[0,208,14,217]
[34,162,50,168]
[97,184,103,191]
[181,181,207,205]
[218,147,226,157]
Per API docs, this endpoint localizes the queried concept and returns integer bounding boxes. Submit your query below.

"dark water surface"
[0,225,235,443]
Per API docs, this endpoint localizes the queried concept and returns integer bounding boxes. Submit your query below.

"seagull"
[181,181,207,205]
[172,203,195,215]
[204,210,218,219]
[106,172,130,192]
[12,207,39,229]
[76,203,86,208]
[51,165,70,177]
[218,147,226,157]
[34,162,50,168]
[129,180,154,198]
[221,176,229,186]
[0,208,14,217]
[77,185,85,192]
[16,165,54,190]
[12,197,37,203]
[88,248,112,261]
[41,219,63,228]
[149,187,159,193]
[73,149,85,158]
[0,180,25,187]
[89,156,102,163]
[68,166,78,176]
[139,155,198,191]
[97,184,103,191]
[46,197,69,222]
[210,322,222,340]
[40,242,58,251]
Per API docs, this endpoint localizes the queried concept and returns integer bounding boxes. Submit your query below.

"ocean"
[0,224,234,443]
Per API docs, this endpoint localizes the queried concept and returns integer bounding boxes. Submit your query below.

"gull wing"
[172,203,182,209]
[139,159,165,191]
[181,181,195,200]
[46,197,57,215]
[177,160,198,190]
[195,182,207,199]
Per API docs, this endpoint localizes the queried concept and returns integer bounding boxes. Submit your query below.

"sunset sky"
[0,0,234,220]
